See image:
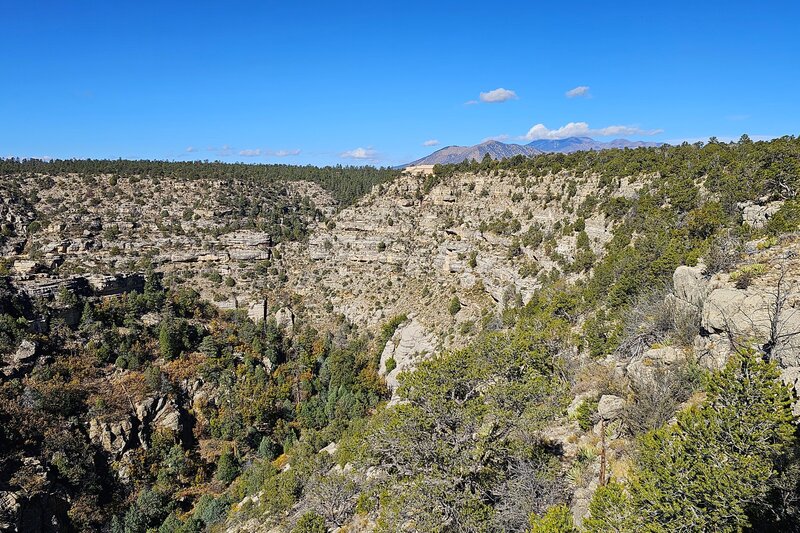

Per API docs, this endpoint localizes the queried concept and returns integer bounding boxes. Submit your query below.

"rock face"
[247,299,267,324]
[89,418,135,456]
[89,395,184,459]
[701,281,800,367]
[86,273,145,296]
[379,319,436,392]
[282,168,630,348]
[135,396,183,445]
[274,307,295,332]
[0,458,70,532]
[1,173,337,332]
[1,340,38,377]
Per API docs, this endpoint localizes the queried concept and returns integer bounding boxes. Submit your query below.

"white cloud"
[422,139,440,147]
[238,149,262,157]
[185,146,198,153]
[479,88,518,103]
[464,99,479,106]
[565,86,591,98]
[521,122,663,141]
[340,147,378,160]
[482,134,510,142]
[271,149,301,157]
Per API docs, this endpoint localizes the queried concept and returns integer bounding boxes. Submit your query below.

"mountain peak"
[405,137,664,167]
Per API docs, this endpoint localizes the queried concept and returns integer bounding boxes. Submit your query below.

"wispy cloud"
[482,134,510,142]
[340,147,378,160]
[185,146,198,153]
[422,139,440,147]
[464,99,479,106]
[521,122,663,141]
[271,149,301,157]
[565,85,591,98]
[238,149,262,157]
[479,88,518,103]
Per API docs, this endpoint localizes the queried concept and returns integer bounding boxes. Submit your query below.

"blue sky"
[3,1,799,166]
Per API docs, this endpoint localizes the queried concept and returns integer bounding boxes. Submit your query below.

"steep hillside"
[281,164,631,349]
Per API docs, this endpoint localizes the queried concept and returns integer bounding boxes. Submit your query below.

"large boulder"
[135,396,183,448]
[627,346,683,387]
[673,265,706,308]
[2,340,38,377]
[597,395,626,421]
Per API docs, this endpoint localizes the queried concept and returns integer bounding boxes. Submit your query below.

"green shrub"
[529,504,577,533]
[292,511,326,533]
[448,297,462,316]
[215,449,240,484]
[574,398,598,431]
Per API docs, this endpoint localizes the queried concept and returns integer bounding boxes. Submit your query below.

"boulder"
[673,265,706,308]
[135,396,183,448]
[597,395,626,421]
[2,340,38,377]
[627,346,682,387]
[702,285,800,366]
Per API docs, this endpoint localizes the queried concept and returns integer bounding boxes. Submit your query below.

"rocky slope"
[280,166,635,352]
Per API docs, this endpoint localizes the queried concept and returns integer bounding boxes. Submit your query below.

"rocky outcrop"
[701,280,800,367]
[0,458,71,532]
[274,308,295,332]
[597,394,626,421]
[627,346,685,387]
[135,396,182,446]
[89,395,184,459]
[740,200,783,229]
[672,264,707,309]
[379,319,436,392]
[89,417,135,456]
[86,273,145,297]
[1,340,38,378]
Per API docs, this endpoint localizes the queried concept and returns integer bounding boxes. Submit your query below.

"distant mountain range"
[404,137,664,167]
[527,136,664,153]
